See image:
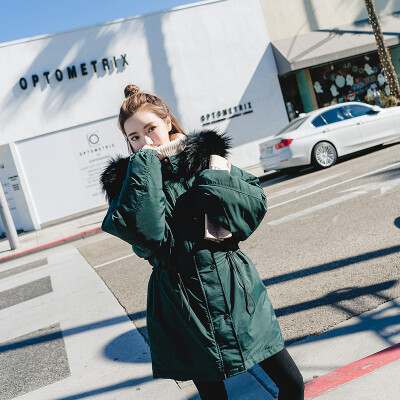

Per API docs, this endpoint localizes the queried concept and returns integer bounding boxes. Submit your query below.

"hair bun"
[124,84,140,98]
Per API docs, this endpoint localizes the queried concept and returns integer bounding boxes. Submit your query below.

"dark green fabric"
[102,149,284,381]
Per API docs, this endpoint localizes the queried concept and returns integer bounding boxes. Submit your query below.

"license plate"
[262,146,273,156]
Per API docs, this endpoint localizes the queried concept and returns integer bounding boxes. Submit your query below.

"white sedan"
[259,102,400,171]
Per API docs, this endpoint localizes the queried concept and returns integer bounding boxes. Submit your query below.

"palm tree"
[364,0,400,99]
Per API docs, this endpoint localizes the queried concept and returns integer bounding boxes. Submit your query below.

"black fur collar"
[100,129,231,203]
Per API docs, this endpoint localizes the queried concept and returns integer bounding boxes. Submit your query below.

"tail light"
[275,139,293,149]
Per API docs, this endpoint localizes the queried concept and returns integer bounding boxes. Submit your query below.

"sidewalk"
[1,211,399,399]
[0,210,107,262]
[292,299,400,399]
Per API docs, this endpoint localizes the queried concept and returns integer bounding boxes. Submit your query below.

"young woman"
[100,84,304,400]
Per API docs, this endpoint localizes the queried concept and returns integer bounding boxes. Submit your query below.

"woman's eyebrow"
[127,122,153,138]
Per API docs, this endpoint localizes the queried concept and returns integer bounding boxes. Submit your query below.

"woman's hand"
[141,145,163,160]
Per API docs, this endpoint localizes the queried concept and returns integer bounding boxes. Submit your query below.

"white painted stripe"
[93,254,134,269]
[268,192,361,225]
[267,171,349,199]
[339,175,400,195]
[269,161,400,210]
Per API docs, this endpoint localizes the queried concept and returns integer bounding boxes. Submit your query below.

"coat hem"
[152,334,285,382]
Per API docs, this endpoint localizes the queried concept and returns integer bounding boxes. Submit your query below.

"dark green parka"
[101,131,284,381]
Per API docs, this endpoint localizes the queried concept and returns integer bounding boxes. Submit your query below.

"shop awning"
[272,13,400,75]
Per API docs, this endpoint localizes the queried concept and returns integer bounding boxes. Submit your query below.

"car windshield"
[274,117,307,136]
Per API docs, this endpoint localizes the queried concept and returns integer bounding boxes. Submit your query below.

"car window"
[320,108,347,125]
[342,104,371,118]
[274,117,307,136]
[311,115,326,127]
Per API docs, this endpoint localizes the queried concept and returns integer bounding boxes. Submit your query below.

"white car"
[259,102,400,171]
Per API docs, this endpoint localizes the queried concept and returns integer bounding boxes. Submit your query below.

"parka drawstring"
[226,251,256,315]
[177,272,192,324]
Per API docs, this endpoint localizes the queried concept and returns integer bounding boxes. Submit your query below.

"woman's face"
[124,109,172,153]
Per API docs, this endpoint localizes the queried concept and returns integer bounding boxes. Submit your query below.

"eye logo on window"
[87,133,100,147]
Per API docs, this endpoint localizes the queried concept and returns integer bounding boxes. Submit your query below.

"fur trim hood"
[100,129,231,203]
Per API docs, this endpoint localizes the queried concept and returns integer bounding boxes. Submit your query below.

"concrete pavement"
[0,242,274,400]
[292,299,400,399]
[0,210,106,262]
[1,211,400,399]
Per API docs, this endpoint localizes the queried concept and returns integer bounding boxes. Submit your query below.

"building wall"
[260,0,400,41]
[0,0,287,159]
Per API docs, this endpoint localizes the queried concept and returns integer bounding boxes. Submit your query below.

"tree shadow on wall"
[3,25,121,117]
[2,10,180,135]
[223,43,288,150]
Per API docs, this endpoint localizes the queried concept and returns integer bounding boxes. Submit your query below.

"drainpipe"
[0,182,20,250]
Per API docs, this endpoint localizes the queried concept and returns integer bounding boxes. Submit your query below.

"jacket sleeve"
[194,165,267,241]
[101,149,174,259]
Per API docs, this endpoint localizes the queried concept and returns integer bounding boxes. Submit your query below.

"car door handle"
[357,121,363,125]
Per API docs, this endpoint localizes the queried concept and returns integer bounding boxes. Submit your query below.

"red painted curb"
[301,342,400,399]
[0,226,102,262]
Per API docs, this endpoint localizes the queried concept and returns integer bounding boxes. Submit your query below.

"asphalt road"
[77,141,400,344]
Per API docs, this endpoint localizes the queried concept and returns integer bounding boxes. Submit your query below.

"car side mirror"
[367,106,381,114]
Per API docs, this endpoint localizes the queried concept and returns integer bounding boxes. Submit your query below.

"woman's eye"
[148,126,155,133]
[131,135,139,141]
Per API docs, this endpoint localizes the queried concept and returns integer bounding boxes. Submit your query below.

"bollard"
[0,182,20,250]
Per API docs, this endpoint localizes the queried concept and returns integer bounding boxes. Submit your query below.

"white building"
[0,0,288,233]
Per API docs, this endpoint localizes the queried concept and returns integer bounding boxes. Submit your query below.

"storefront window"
[310,52,389,108]
[279,74,304,120]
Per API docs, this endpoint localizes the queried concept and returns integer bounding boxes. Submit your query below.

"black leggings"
[193,348,304,400]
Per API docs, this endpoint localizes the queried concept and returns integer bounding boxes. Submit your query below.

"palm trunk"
[364,0,400,99]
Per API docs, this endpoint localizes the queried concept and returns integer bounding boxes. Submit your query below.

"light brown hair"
[119,84,185,140]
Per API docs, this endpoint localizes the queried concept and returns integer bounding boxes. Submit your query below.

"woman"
[100,85,304,399]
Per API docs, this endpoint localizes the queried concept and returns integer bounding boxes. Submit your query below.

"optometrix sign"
[200,101,254,126]
[18,53,129,90]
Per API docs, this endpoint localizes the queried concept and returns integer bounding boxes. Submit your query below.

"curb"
[0,226,102,263]
[301,342,400,399]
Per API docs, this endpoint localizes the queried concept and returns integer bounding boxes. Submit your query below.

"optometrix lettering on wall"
[18,54,129,91]
[201,101,253,126]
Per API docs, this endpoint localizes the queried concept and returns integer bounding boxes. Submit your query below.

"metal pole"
[0,182,20,250]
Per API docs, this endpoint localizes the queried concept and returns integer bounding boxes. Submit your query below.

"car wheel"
[312,142,337,169]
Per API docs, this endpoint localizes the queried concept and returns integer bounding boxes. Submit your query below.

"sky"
[0,0,200,44]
